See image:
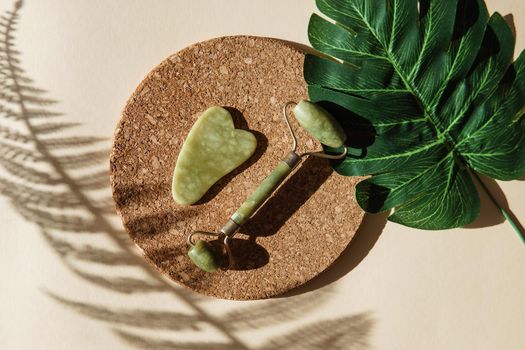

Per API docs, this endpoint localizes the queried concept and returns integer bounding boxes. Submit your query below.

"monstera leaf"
[305,0,525,229]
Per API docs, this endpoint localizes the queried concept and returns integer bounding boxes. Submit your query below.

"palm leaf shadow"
[0,1,374,349]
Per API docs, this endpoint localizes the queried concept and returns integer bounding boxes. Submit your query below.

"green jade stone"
[293,100,346,148]
[187,240,223,272]
[231,161,293,225]
[172,106,257,205]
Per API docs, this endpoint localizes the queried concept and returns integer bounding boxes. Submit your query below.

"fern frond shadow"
[33,122,80,134]
[259,313,374,350]
[65,266,168,293]
[0,140,43,162]
[1,182,82,208]
[15,205,98,232]
[0,158,59,183]
[42,136,108,149]
[113,330,235,350]
[223,287,334,332]
[0,1,374,350]
[47,292,203,331]
[54,150,108,169]
[42,230,134,266]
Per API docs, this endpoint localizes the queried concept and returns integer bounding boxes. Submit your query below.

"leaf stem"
[471,171,525,244]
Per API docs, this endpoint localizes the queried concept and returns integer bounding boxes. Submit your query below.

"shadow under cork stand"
[187,100,349,272]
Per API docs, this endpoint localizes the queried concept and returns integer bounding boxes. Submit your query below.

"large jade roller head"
[184,101,348,273]
[291,100,347,148]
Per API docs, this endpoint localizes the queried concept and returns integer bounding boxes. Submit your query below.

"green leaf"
[306,0,525,229]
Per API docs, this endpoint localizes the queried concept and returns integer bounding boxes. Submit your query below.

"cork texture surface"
[110,36,365,300]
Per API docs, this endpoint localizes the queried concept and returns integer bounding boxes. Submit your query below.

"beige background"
[0,0,524,349]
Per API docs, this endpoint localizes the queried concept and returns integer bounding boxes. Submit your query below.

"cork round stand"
[110,36,364,300]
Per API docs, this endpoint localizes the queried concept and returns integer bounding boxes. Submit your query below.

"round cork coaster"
[110,36,364,300]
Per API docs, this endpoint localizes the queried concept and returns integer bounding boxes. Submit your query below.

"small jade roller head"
[187,239,224,272]
[291,100,347,148]
[187,230,233,272]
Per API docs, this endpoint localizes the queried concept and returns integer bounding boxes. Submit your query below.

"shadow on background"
[0,1,375,349]
[466,174,525,239]
[465,175,509,228]
[504,14,516,38]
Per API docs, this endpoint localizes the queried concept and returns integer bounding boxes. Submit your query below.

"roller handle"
[229,151,300,226]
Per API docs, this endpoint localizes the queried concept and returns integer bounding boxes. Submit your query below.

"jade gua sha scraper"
[172,106,257,205]
[173,101,347,272]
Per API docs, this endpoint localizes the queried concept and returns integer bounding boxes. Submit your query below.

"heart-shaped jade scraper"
[172,106,257,205]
